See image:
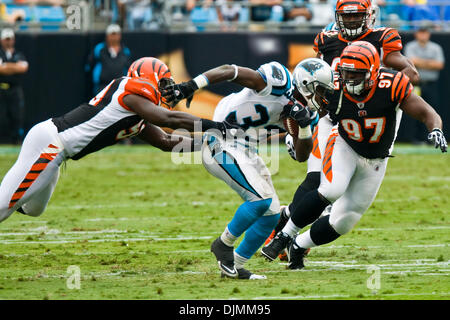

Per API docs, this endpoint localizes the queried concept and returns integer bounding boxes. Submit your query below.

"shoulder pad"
[257,62,292,97]
[124,77,160,105]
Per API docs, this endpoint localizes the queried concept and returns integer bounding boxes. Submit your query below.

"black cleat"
[261,231,292,261]
[211,237,237,278]
[287,238,309,270]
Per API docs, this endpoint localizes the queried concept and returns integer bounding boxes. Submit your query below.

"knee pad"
[329,210,361,235]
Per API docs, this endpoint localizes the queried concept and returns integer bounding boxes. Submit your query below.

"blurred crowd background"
[1,0,450,32]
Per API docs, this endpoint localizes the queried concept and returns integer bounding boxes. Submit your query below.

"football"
[283,117,299,138]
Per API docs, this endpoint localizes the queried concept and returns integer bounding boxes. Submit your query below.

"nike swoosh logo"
[220,263,237,275]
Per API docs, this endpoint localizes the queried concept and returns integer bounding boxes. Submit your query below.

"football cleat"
[287,238,310,270]
[210,237,237,278]
[221,268,267,280]
[261,231,292,261]
[264,206,290,260]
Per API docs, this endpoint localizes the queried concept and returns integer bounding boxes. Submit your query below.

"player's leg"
[233,156,280,279]
[0,120,64,222]
[262,131,357,261]
[288,155,389,269]
[202,134,279,278]
[265,118,334,248]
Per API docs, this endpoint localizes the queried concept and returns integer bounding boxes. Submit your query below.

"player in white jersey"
[162,58,334,279]
[0,57,239,224]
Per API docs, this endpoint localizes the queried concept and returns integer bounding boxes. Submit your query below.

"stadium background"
[0,0,449,142]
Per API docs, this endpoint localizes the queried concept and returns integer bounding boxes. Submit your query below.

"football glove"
[285,134,297,161]
[427,128,448,153]
[160,79,198,108]
[288,102,318,128]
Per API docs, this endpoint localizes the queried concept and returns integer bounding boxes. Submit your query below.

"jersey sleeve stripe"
[394,73,405,100]
[391,72,402,101]
[379,28,392,41]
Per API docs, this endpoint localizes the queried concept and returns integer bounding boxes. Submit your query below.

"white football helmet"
[292,58,335,112]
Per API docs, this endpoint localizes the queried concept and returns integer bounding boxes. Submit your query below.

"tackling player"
[162,58,334,279]
[261,42,447,269]
[0,57,239,224]
[263,0,420,258]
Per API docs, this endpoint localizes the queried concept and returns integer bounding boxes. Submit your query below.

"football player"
[162,58,335,279]
[0,57,239,224]
[263,0,420,258]
[261,42,447,269]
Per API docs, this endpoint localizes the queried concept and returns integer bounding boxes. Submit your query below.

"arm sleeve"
[381,28,403,61]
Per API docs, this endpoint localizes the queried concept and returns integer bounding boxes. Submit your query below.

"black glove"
[160,79,198,108]
[288,102,317,128]
[428,128,448,152]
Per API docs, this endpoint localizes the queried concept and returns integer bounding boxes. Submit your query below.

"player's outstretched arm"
[124,93,238,135]
[384,52,420,85]
[161,64,266,108]
[400,92,447,152]
[138,122,201,152]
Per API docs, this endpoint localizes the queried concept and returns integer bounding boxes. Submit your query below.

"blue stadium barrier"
[34,6,66,30]
[190,7,218,31]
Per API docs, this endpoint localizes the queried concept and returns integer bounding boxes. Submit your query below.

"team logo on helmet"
[301,61,324,75]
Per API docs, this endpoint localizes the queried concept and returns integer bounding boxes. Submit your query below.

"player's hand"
[285,134,297,161]
[160,80,198,108]
[288,102,317,128]
[428,128,448,153]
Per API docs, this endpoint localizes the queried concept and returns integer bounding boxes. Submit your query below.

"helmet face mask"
[338,68,368,95]
[335,0,372,40]
[338,40,380,96]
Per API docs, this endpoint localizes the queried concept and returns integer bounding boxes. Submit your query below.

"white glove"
[428,128,447,153]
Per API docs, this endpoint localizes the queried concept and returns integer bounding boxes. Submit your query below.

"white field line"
[0,236,213,245]
[251,291,450,300]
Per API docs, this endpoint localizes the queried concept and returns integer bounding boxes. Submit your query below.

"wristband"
[298,126,312,139]
[193,74,209,89]
[227,64,239,82]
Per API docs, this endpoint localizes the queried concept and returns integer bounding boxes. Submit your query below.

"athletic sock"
[235,213,279,259]
[290,190,330,229]
[227,198,272,239]
[220,226,237,247]
[288,172,321,214]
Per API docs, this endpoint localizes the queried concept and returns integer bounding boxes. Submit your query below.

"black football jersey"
[313,27,403,69]
[326,68,413,159]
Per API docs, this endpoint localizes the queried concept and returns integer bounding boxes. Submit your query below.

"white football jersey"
[52,77,159,160]
[213,61,293,141]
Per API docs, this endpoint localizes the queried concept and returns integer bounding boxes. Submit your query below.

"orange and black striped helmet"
[127,57,175,107]
[338,41,380,95]
[335,0,372,40]
[127,57,172,84]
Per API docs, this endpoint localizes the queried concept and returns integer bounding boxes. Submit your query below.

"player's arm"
[399,92,447,152]
[293,136,313,162]
[138,122,201,152]
[160,64,267,108]
[123,93,235,134]
[384,51,420,85]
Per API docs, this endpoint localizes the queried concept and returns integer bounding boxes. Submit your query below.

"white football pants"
[317,127,388,235]
[202,133,280,216]
[0,119,66,223]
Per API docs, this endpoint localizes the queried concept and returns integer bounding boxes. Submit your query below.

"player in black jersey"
[262,42,447,269]
[0,57,240,224]
[263,0,420,260]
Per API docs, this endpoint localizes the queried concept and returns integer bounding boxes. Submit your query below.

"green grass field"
[0,144,448,300]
